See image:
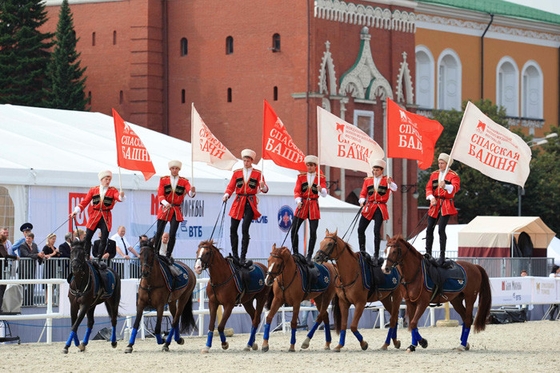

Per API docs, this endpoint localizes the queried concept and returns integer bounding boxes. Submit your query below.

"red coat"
[425,169,460,218]
[157,176,192,222]
[78,186,121,231]
[225,168,268,220]
[294,172,326,220]
[359,176,392,220]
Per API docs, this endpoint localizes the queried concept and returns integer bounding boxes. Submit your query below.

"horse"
[63,240,121,354]
[194,240,271,353]
[262,244,336,352]
[125,244,197,353]
[315,229,403,352]
[382,235,492,352]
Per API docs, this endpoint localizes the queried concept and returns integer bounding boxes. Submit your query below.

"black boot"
[373,247,380,265]
[306,251,314,267]
[240,237,252,267]
[373,236,381,262]
[438,249,450,268]
[231,234,239,261]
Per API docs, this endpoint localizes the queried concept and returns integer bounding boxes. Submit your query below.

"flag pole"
[118,167,123,192]
[191,102,195,185]
[385,99,391,178]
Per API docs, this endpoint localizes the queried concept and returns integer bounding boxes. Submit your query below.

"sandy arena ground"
[1,320,558,373]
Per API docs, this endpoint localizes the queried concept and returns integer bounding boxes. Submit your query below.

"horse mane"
[71,240,86,252]
[198,239,223,253]
[326,231,357,256]
[392,235,423,259]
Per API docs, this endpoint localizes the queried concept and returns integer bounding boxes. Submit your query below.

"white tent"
[458,216,555,258]
[407,225,466,258]
[0,104,361,257]
[547,237,560,265]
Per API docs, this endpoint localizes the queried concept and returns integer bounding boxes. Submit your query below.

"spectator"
[42,233,59,283]
[0,235,18,313]
[134,234,149,254]
[111,226,139,259]
[1,227,12,255]
[19,233,45,305]
[158,233,170,257]
[74,229,86,241]
[93,231,117,266]
[547,265,560,321]
[300,299,319,330]
[10,222,33,256]
[58,232,73,259]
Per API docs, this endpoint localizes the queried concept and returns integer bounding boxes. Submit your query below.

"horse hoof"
[301,337,311,349]
[78,343,86,352]
[177,338,185,345]
[360,341,368,351]
[288,346,295,352]
[162,345,170,352]
[380,343,389,350]
[394,340,401,349]
[407,344,416,352]
[62,348,69,354]
[262,345,269,353]
[419,338,428,349]
[333,344,343,352]
[111,342,117,349]
[201,346,210,354]
[252,342,258,351]
[243,346,251,352]
[221,342,229,350]
[324,343,330,351]
[455,343,470,351]
[124,347,133,354]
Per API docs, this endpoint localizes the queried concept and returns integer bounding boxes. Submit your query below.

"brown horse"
[262,244,336,352]
[64,240,121,354]
[383,235,492,352]
[193,240,271,353]
[125,244,197,353]
[315,230,403,352]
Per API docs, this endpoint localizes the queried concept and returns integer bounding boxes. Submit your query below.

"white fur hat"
[438,153,453,166]
[168,160,182,169]
[241,149,256,160]
[304,155,319,165]
[98,170,112,181]
[371,159,386,169]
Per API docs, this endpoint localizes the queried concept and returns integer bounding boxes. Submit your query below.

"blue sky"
[505,0,560,15]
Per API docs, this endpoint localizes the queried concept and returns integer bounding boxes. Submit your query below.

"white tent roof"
[0,104,356,213]
[458,216,556,249]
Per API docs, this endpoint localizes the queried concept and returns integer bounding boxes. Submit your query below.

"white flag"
[317,106,384,174]
[450,101,532,187]
[191,104,238,170]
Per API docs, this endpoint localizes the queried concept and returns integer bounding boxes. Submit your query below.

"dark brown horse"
[125,244,197,353]
[262,244,336,352]
[63,240,121,354]
[315,229,403,352]
[194,240,271,353]
[383,235,492,351]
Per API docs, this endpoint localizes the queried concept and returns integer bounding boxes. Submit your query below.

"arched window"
[113,30,117,45]
[437,49,461,111]
[88,91,92,105]
[226,36,234,55]
[415,45,435,109]
[273,86,278,101]
[496,57,519,117]
[181,89,186,104]
[180,38,188,56]
[227,88,232,102]
[521,61,543,119]
[119,90,123,104]
[92,32,96,46]
[272,33,281,52]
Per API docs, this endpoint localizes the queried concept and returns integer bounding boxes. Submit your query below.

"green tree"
[0,0,54,106]
[44,0,88,110]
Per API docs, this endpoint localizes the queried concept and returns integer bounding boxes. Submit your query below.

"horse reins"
[266,253,298,293]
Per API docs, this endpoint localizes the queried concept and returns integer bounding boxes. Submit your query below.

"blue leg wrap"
[219,330,226,344]
[290,328,297,345]
[306,321,320,339]
[66,331,76,347]
[174,326,181,342]
[73,332,79,346]
[83,327,92,345]
[263,323,271,340]
[391,326,398,340]
[165,328,174,344]
[460,325,471,347]
[324,323,332,343]
[384,327,394,345]
[205,331,214,348]
[110,327,117,344]
[411,327,420,346]
[339,329,346,347]
[352,330,363,342]
[248,326,257,347]
[129,328,138,345]
[155,333,163,345]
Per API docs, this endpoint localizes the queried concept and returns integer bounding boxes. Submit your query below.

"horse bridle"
[196,244,215,271]
[69,250,92,296]
[140,245,157,279]
[384,241,406,270]
[265,253,285,279]
[315,235,343,262]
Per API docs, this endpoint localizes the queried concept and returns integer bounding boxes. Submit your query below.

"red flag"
[112,108,156,180]
[386,98,443,170]
[262,100,306,171]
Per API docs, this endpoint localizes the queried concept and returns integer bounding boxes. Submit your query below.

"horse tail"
[264,286,274,311]
[473,264,492,333]
[180,295,198,334]
[331,293,341,334]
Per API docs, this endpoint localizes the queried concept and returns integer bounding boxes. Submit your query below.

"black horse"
[63,240,121,353]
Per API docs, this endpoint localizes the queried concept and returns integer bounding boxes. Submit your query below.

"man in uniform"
[154,160,196,258]
[223,149,268,265]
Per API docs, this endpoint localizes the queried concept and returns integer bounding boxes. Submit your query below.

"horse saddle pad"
[297,263,331,293]
[158,260,192,291]
[421,260,467,293]
[358,253,400,291]
[227,260,265,294]
[88,262,117,297]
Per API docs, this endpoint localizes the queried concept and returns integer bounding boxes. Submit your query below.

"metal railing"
[0,256,553,308]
